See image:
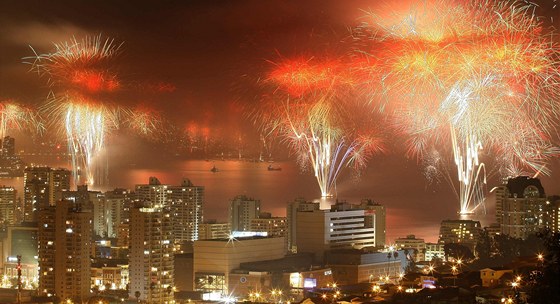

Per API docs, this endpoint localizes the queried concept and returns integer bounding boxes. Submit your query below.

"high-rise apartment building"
[498,176,551,239]
[136,177,204,243]
[38,200,92,303]
[23,166,71,222]
[229,195,260,232]
[287,198,320,253]
[0,186,16,227]
[168,179,204,242]
[129,203,174,303]
[62,185,105,237]
[1,136,15,157]
[104,188,133,238]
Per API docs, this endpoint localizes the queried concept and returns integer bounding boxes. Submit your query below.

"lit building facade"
[0,186,16,227]
[136,177,204,243]
[38,200,92,303]
[129,203,174,303]
[498,176,551,239]
[168,178,204,242]
[295,202,379,262]
[394,235,426,262]
[424,243,445,261]
[23,166,70,222]
[104,188,133,238]
[438,219,481,249]
[229,195,260,232]
[250,216,287,238]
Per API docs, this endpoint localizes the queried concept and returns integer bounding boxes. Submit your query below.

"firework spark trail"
[254,56,384,197]
[25,35,161,185]
[355,0,560,214]
[0,101,43,139]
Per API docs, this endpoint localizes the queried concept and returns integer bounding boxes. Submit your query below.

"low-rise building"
[480,268,514,288]
[193,236,285,300]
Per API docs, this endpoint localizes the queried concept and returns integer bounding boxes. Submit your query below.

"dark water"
[2,153,511,243]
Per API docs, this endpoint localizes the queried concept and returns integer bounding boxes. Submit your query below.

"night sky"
[1,0,559,204]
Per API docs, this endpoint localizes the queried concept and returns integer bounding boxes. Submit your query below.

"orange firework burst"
[267,56,355,97]
[27,35,122,94]
[255,55,385,197]
[0,100,43,138]
[354,0,560,213]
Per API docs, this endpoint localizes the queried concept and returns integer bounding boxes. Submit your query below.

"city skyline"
[0,0,559,241]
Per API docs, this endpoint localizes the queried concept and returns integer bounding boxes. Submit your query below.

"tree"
[475,229,492,261]
[527,229,560,304]
[444,243,474,261]
[134,291,141,302]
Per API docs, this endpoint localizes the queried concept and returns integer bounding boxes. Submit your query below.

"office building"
[295,201,380,262]
[250,215,286,238]
[424,243,445,261]
[1,224,39,289]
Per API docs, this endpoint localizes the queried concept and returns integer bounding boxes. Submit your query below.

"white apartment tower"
[168,178,204,242]
[136,177,204,243]
[129,203,174,303]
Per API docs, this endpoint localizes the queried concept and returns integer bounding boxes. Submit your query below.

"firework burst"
[26,35,129,185]
[355,0,560,214]
[254,56,384,197]
[0,100,43,139]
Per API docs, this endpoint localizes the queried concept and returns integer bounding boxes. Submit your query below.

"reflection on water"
[4,156,496,243]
